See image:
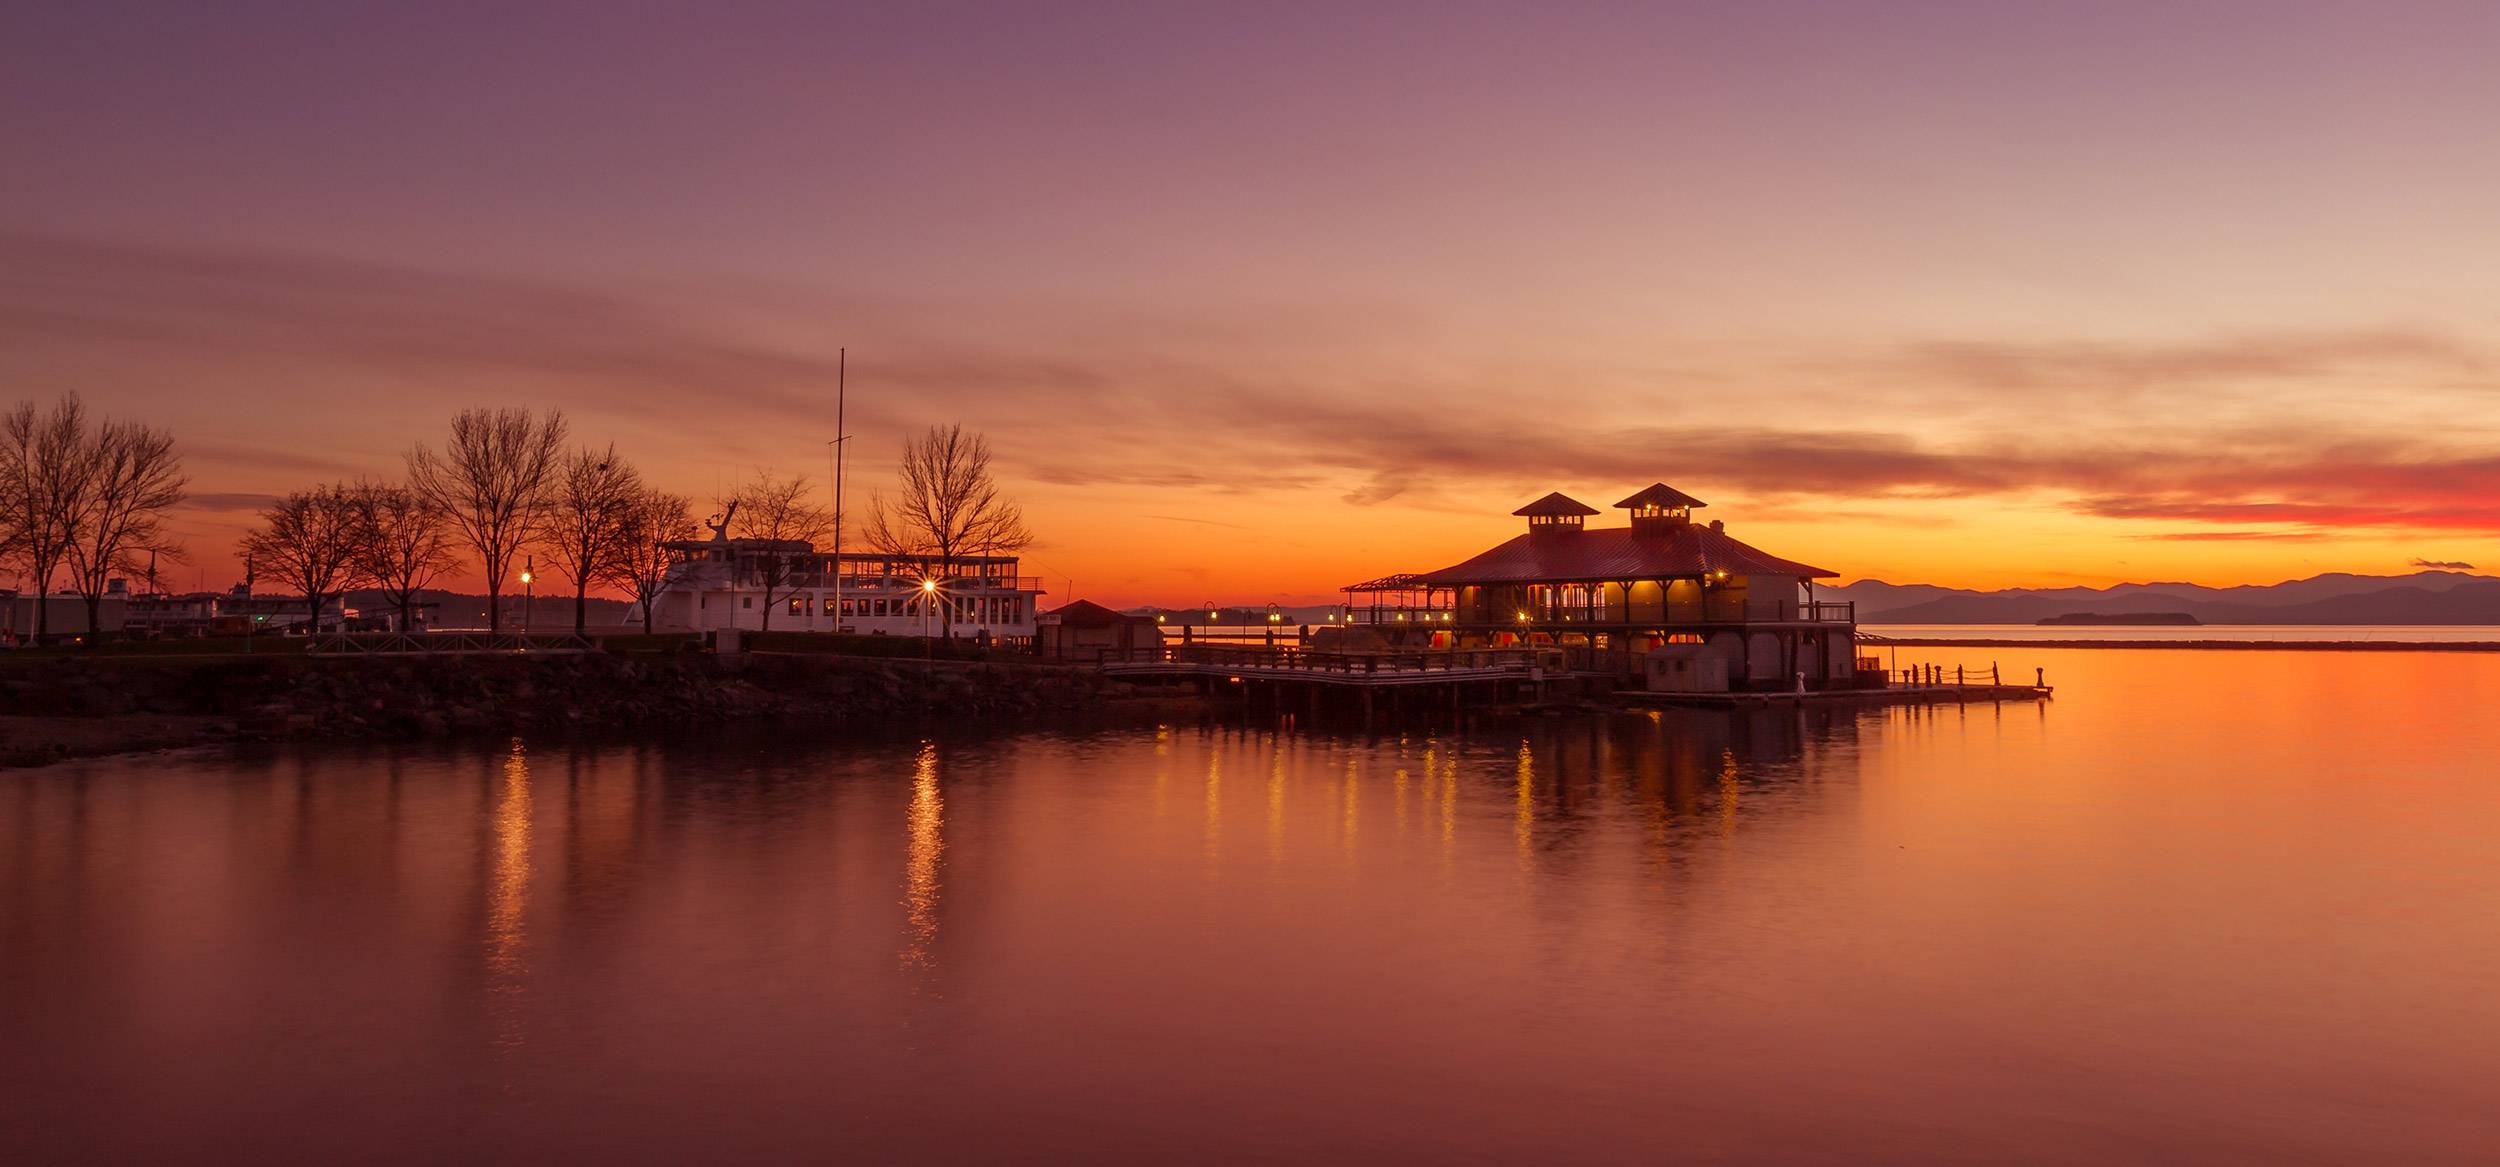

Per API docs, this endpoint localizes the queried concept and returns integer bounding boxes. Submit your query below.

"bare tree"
[407,408,567,632]
[0,395,93,641]
[727,471,832,632]
[603,488,695,634]
[545,444,642,634]
[63,417,187,642]
[863,425,1033,638]
[351,481,460,632]
[238,485,367,636]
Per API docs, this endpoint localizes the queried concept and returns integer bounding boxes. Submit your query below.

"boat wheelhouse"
[639,533,1047,642]
[1343,484,1861,690]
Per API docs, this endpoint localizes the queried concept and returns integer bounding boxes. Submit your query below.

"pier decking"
[1616,683,2051,708]
[1099,645,2052,716]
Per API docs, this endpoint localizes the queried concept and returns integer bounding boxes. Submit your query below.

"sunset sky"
[6,1,2499,605]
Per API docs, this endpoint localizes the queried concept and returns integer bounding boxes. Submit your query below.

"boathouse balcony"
[1342,589,1853,629]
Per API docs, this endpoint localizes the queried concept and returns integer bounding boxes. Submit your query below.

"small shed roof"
[1046,599,1149,627]
[1512,492,1600,518]
[1614,483,1707,510]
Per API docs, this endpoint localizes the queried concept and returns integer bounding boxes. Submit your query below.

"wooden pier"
[1098,645,2051,719]
[1617,683,2051,708]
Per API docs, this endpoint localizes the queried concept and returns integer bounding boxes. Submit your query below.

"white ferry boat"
[635,529,1047,643]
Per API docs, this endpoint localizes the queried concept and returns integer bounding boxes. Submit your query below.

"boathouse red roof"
[1613,483,1707,510]
[1511,492,1600,517]
[1411,523,1837,585]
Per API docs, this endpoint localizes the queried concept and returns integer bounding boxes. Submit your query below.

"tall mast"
[830,347,847,631]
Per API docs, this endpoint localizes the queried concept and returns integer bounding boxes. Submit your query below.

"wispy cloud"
[12,230,2500,560]
[2411,558,2477,570]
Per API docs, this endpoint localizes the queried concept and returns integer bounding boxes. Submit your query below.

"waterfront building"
[0,590,128,643]
[637,531,1047,641]
[123,586,364,636]
[1343,484,1860,689]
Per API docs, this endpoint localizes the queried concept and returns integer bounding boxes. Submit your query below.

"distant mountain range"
[1829,571,2500,625]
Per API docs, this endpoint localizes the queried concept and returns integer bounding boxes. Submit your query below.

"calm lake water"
[7,647,2500,1163]
[1869,623,2500,643]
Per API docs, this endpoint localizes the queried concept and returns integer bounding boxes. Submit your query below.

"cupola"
[1614,483,1706,535]
[1513,492,1599,536]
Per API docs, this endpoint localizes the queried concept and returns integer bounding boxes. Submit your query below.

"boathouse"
[1036,599,1164,663]
[1342,484,1860,690]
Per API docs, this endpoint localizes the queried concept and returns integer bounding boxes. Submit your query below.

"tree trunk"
[398,593,414,633]
[760,582,775,632]
[487,581,503,632]
[82,592,101,648]
[574,581,588,636]
[641,592,655,634]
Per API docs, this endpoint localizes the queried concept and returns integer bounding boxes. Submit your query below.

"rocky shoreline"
[0,651,1181,768]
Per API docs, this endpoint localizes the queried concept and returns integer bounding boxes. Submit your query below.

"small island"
[2036,612,2202,626]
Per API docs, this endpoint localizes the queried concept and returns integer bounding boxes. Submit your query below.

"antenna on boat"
[828,347,849,632]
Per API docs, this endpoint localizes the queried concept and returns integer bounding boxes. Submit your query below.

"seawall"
[0,651,1166,767]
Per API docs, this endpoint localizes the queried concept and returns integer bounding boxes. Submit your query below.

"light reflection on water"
[899,743,943,974]
[6,647,2500,1163]
[485,738,533,1053]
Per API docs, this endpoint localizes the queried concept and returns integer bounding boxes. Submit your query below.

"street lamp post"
[921,577,939,665]
[521,558,535,637]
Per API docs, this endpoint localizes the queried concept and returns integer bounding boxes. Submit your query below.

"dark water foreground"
[6,648,2499,1163]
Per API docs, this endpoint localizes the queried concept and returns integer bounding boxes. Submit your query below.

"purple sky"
[6,1,2500,600]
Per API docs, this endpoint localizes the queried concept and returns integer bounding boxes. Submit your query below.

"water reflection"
[14,652,2500,1163]
[1339,756,1359,858]
[900,742,943,973]
[1513,740,1535,869]
[485,737,533,1052]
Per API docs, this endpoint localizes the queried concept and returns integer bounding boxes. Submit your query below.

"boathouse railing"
[1866,663,2015,689]
[1343,598,1857,626]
